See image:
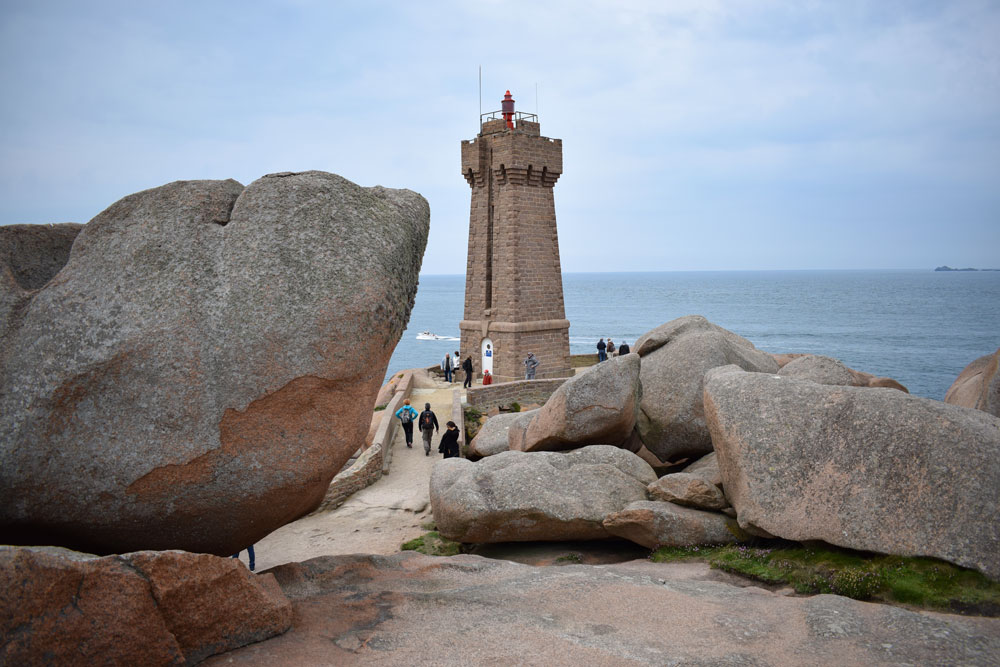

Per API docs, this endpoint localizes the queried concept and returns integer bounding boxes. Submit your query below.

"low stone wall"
[570,353,599,368]
[466,378,568,412]
[451,389,465,457]
[313,372,414,513]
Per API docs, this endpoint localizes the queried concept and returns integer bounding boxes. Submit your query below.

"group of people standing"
[440,351,475,388]
[394,399,460,458]
[596,337,630,362]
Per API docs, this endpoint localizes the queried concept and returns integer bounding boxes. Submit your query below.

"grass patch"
[509,402,521,412]
[463,406,485,443]
[555,552,583,564]
[374,404,387,412]
[401,531,464,557]
[649,542,1000,615]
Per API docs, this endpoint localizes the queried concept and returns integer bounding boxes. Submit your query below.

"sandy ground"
[244,379,462,572]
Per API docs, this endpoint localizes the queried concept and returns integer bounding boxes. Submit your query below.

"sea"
[386,270,1000,401]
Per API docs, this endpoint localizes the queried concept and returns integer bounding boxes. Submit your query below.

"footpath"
[246,378,461,572]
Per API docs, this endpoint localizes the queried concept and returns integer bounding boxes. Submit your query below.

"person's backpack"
[420,411,434,430]
[399,409,413,424]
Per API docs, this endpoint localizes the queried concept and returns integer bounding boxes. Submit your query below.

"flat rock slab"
[430,445,656,543]
[705,364,1000,579]
[604,500,743,548]
[467,409,538,459]
[204,551,1000,666]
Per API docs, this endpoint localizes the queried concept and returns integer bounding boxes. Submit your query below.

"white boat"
[416,331,447,340]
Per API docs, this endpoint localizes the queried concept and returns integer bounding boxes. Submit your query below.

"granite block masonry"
[459,91,572,383]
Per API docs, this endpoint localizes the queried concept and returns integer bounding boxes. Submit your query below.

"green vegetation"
[509,402,521,412]
[463,406,484,442]
[400,531,465,557]
[374,404,387,412]
[420,520,437,531]
[555,552,583,564]
[650,542,1000,615]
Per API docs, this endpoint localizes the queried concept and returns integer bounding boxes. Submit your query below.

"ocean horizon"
[387,269,1000,401]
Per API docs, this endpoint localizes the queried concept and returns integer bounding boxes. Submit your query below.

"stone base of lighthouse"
[460,318,572,384]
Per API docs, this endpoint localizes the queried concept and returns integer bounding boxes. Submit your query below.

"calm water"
[387,271,1000,400]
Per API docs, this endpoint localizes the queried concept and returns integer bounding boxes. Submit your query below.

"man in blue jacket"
[394,399,419,448]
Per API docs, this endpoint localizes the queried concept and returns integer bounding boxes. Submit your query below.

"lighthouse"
[459,91,572,383]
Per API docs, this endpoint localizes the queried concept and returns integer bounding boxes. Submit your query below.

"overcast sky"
[1,1,998,272]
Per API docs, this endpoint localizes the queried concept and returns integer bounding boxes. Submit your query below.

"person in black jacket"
[418,403,439,456]
[596,338,607,362]
[462,356,474,388]
[438,421,461,458]
[618,340,631,356]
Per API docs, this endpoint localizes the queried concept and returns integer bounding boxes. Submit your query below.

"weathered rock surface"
[0,172,429,555]
[0,546,291,665]
[776,353,908,392]
[647,472,728,510]
[511,353,642,452]
[1,222,83,338]
[430,445,656,543]
[603,500,743,548]
[704,365,1000,579]
[205,552,1000,666]
[945,348,1000,417]
[634,315,778,461]
[682,451,723,487]
[467,409,538,459]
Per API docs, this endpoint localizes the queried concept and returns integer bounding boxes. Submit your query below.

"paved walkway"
[247,378,461,572]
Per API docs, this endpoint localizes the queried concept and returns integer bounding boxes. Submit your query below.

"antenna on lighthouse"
[478,66,482,125]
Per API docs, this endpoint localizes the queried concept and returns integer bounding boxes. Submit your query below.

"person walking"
[418,402,439,456]
[462,356,474,388]
[596,338,607,362]
[524,352,539,380]
[438,421,461,459]
[394,399,419,448]
[607,338,616,358]
[618,340,631,356]
[441,352,453,382]
[452,351,461,382]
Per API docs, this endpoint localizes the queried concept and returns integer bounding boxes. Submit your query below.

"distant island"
[935,266,1000,272]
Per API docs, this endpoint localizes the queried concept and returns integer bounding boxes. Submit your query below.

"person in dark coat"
[438,421,461,458]
[462,356,474,388]
[607,338,616,358]
[618,340,631,356]
[418,402,439,456]
[596,338,607,362]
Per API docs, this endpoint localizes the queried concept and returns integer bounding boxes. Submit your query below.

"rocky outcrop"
[212,552,1000,665]
[647,473,728,510]
[704,365,1000,579]
[467,409,538,459]
[0,546,291,665]
[0,172,429,556]
[945,348,1000,417]
[510,353,642,452]
[430,445,656,543]
[776,354,908,392]
[603,500,743,548]
[634,315,778,461]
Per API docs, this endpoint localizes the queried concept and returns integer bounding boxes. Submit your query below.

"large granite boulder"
[776,353,908,392]
[945,348,1000,417]
[510,353,642,452]
[682,451,723,487]
[634,315,778,461]
[467,409,538,459]
[0,172,429,556]
[603,500,744,548]
[704,365,1000,579]
[429,445,656,543]
[647,472,728,510]
[213,552,1000,666]
[0,546,291,665]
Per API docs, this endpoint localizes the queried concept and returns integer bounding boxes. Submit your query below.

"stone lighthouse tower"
[459,90,572,383]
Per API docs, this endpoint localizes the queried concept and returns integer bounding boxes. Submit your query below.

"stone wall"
[313,371,414,513]
[451,389,466,455]
[571,353,599,368]
[466,377,568,412]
